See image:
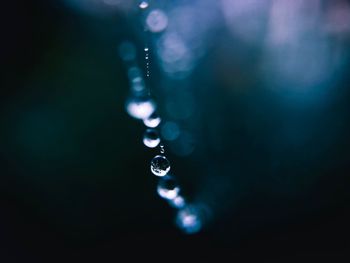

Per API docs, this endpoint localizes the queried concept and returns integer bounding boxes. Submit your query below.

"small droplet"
[157,175,180,200]
[143,129,160,148]
[125,96,156,120]
[159,143,165,154]
[144,47,149,52]
[139,1,148,9]
[143,113,161,128]
[150,155,170,176]
[176,206,202,234]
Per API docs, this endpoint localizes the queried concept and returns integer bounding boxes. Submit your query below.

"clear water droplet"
[157,175,180,200]
[125,96,156,120]
[159,143,165,154]
[143,113,161,128]
[139,1,148,9]
[144,47,149,52]
[150,155,170,176]
[143,129,160,148]
[176,206,202,234]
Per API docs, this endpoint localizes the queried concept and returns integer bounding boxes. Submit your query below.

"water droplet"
[176,206,202,234]
[150,155,170,176]
[144,47,149,52]
[143,129,160,148]
[139,1,148,9]
[168,195,186,209]
[146,9,168,33]
[159,143,165,154]
[157,175,180,200]
[143,113,161,128]
[125,96,156,120]
[118,41,136,62]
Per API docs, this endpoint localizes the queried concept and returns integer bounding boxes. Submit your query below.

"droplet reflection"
[143,113,161,128]
[157,176,180,200]
[150,155,171,176]
[139,1,148,9]
[143,129,160,148]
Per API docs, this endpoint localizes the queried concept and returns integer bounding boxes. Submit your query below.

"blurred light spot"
[125,96,156,120]
[176,206,202,234]
[221,0,269,44]
[168,195,186,209]
[324,1,350,35]
[146,9,168,33]
[118,41,136,62]
[161,121,180,141]
[128,67,145,93]
[157,33,194,77]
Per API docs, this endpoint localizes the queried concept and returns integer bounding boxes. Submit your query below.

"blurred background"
[1,0,350,261]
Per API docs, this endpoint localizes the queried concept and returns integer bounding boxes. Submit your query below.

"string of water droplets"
[117,1,204,234]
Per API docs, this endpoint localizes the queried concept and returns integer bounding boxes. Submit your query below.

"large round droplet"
[125,96,156,120]
[176,206,202,234]
[143,129,160,148]
[157,175,180,200]
[143,113,161,128]
[150,155,170,176]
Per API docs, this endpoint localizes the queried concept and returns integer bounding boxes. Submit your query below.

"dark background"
[1,0,350,261]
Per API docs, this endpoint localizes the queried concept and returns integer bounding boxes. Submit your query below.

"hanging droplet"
[143,129,160,148]
[144,47,149,52]
[143,113,161,128]
[157,175,180,200]
[150,155,170,176]
[125,96,156,120]
[176,206,202,234]
[139,1,148,9]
